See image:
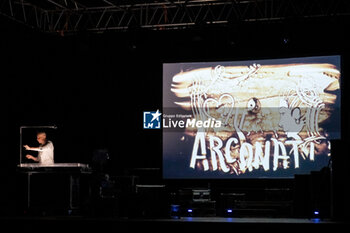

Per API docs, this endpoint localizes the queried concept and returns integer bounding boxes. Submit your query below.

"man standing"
[24,132,54,165]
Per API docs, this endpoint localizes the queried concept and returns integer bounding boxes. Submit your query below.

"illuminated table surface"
[18,163,89,168]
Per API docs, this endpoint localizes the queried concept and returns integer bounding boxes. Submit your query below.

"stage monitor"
[163,55,341,179]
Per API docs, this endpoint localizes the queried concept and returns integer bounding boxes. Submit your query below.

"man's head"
[36,132,47,145]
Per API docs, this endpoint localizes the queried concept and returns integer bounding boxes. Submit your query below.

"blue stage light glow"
[171,205,180,212]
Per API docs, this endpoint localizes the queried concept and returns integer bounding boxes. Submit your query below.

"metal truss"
[1,0,350,35]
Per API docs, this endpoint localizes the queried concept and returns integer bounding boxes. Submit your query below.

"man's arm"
[26,154,39,162]
[24,142,53,152]
[24,145,43,152]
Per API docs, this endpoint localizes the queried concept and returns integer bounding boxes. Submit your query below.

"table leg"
[27,173,31,209]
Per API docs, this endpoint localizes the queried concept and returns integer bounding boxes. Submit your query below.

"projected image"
[163,56,341,179]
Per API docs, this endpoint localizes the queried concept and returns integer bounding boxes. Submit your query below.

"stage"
[2,1,350,232]
[1,216,348,233]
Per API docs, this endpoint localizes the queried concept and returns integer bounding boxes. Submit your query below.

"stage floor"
[1,216,348,233]
[148,216,334,223]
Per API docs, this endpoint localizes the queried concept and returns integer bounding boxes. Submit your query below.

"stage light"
[282,37,290,44]
[225,208,233,217]
[186,208,193,217]
[170,204,180,219]
[311,210,321,221]
[171,205,179,212]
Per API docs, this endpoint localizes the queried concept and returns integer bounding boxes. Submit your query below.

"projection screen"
[163,55,341,179]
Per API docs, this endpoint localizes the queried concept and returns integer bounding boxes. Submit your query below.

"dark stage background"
[0,14,350,220]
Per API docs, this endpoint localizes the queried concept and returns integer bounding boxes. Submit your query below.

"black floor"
[1,216,348,233]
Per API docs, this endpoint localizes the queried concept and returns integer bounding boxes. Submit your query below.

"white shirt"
[30,140,54,165]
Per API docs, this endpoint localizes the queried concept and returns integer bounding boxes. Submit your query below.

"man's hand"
[26,154,34,160]
[23,145,31,150]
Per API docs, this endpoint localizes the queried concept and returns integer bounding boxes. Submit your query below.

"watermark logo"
[143,110,162,129]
